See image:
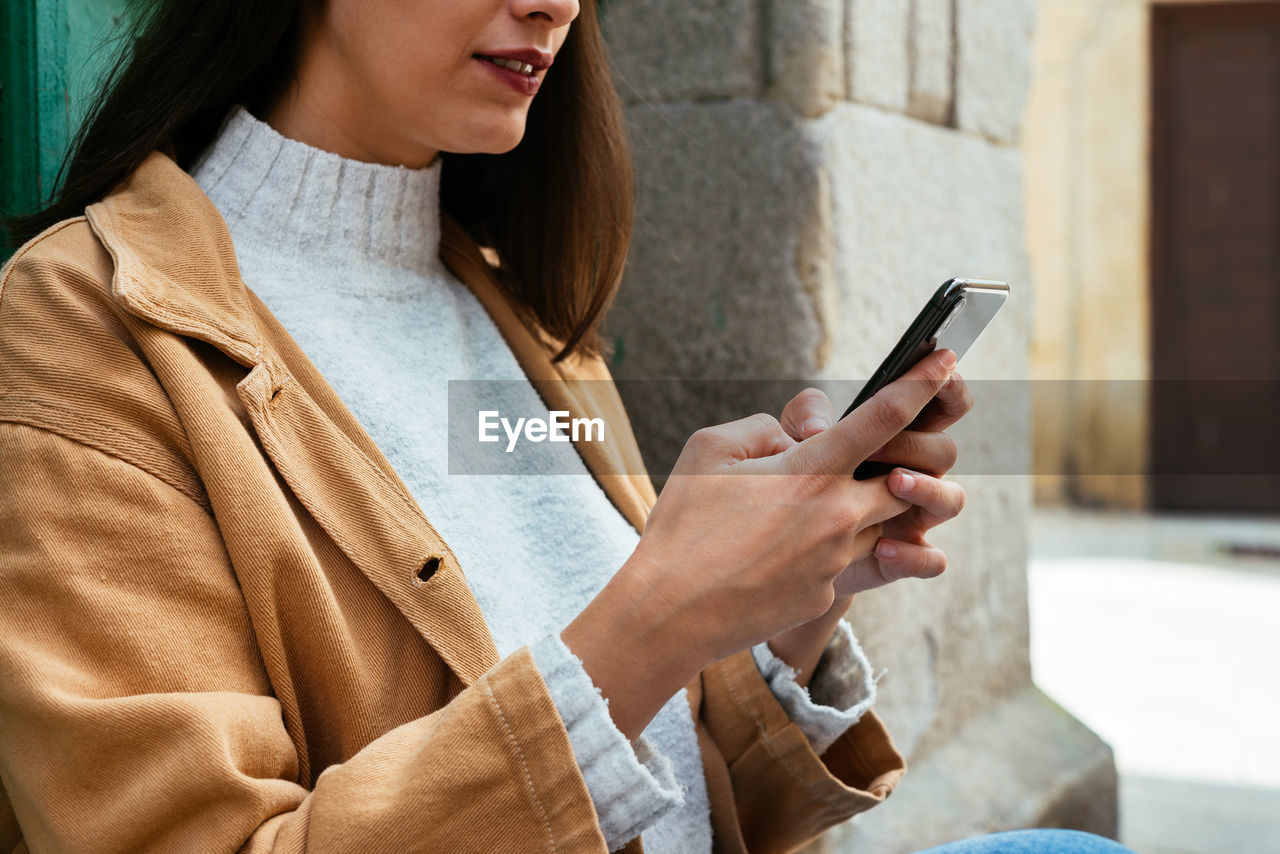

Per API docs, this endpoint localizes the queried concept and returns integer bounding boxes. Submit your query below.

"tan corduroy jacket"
[0,146,906,854]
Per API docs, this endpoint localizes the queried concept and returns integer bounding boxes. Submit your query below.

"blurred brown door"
[1150,2,1280,513]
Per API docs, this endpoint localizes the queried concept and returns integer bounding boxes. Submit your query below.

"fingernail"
[939,349,958,370]
[801,416,830,435]
[877,541,898,560]
[897,471,916,493]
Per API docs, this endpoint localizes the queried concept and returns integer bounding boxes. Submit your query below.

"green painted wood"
[1,0,69,218]
[1,0,45,219]
[2,0,132,261]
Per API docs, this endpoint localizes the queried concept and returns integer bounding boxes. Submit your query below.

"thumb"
[682,412,797,471]
[720,412,797,461]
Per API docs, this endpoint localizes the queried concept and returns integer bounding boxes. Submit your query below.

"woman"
[0,1,1131,852]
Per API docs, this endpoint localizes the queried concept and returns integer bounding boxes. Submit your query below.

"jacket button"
[417,557,441,583]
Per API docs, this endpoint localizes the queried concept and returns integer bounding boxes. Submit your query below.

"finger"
[779,387,836,441]
[843,476,913,530]
[865,430,958,477]
[887,468,966,530]
[873,538,948,581]
[909,371,974,433]
[788,349,957,476]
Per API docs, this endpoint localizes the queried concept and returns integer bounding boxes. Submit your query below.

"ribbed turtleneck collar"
[189,103,448,282]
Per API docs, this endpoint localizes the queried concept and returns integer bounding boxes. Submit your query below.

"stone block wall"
[601,1,1118,851]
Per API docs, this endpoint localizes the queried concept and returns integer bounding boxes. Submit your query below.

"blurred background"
[1024,3,1279,852]
[3,1,1276,852]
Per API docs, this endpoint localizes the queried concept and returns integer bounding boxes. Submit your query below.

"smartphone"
[841,277,1009,478]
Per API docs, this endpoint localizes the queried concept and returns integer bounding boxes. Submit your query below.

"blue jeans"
[913,829,1134,854]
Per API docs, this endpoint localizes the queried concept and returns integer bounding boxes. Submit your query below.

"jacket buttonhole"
[270,386,284,403]
[416,556,441,584]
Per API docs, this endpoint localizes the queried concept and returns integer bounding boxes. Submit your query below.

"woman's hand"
[765,373,972,685]
[779,373,971,593]
[561,350,958,739]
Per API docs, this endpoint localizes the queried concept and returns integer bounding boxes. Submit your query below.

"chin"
[481,127,529,155]
[448,114,529,155]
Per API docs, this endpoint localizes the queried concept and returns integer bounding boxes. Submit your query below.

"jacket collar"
[86,147,263,367]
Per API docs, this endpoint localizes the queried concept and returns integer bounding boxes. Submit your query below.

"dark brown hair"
[1,0,632,362]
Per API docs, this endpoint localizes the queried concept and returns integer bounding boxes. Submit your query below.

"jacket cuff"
[700,644,906,848]
[750,618,878,756]
[529,633,683,851]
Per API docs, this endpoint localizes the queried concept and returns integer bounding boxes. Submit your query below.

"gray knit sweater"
[190,104,880,852]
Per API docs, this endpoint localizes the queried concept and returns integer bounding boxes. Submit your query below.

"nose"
[510,0,579,28]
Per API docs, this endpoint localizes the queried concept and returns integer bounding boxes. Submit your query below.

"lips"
[476,55,537,75]
[474,47,553,71]
[473,52,548,96]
